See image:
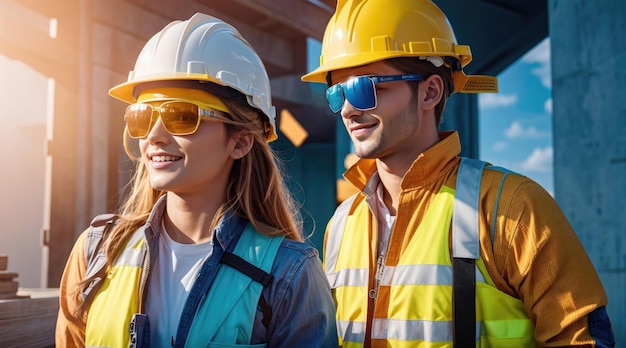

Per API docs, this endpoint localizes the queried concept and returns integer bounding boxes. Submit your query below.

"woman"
[56,13,338,347]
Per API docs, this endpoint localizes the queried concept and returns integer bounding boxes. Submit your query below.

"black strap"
[452,257,476,347]
[257,290,273,328]
[220,251,274,328]
[220,251,273,287]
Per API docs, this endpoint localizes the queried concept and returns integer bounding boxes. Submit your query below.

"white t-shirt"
[146,222,213,347]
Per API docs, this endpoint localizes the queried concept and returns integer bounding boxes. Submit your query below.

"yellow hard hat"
[301,0,497,93]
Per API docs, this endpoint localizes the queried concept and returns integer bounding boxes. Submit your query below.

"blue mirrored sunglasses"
[325,74,425,113]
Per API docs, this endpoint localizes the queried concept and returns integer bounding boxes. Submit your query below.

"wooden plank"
[0,281,18,294]
[220,0,331,40]
[0,272,18,280]
[0,297,58,348]
[0,297,58,320]
[0,293,29,300]
[93,0,297,74]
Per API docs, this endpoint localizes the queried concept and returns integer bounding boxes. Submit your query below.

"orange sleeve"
[55,230,89,347]
[481,172,608,347]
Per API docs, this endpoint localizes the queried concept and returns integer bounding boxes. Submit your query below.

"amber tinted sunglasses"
[124,99,221,138]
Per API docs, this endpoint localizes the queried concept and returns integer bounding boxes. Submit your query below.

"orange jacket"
[326,131,611,347]
[56,231,88,347]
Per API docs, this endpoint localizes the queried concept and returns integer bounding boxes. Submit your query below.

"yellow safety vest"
[84,223,282,347]
[325,158,536,347]
[85,227,147,347]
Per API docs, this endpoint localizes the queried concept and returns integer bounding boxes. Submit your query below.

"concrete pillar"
[441,93,479,159]
[549,0,626,337]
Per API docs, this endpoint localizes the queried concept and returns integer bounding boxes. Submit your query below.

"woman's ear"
[230,131,254,159]
[422,74,444,111]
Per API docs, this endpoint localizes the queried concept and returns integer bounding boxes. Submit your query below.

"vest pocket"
[208,343,267,348]
[207,344,267,348]
[476,282,535,346]
[213,327,239,343]
[207,327,268,347]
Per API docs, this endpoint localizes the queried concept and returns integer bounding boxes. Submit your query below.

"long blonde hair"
[71,87,303,314]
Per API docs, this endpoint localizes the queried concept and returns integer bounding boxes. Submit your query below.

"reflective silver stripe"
[112,230,146,267]
[328,267,369,287]
[114,247,145,267]
[325,194,357,286]
[390,264,450,285]
[475,265,486,283]
[335,263,486,287]
[337,320,366,343]
[384,264,485,286]
[452,158,485,259]
[380,264,397,285]
[372,318,481,342]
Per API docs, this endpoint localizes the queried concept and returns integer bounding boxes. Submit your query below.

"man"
[301,0,615,347]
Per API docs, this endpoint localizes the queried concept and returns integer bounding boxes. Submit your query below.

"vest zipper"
[367,212,394,346]
[370,214,395,300]
[370,253,386,299]
[364,185,395,344]
[138,241,151,312]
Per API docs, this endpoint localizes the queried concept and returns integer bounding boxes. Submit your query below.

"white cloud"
[505,121,548,138]
[522,38,550,65]
[492,141,507,151]
[505,122,525,138]
[479,93,518,110]
[521,147,553,173]
[522,38,552,88]
[544,98,553,114]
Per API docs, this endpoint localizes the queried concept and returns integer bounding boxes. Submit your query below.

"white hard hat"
[109,13,277,141]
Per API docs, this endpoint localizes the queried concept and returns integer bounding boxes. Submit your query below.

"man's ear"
[422,74,444,111]
[230,131,254,159]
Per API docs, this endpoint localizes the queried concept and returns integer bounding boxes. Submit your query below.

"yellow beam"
[279,108,308,147]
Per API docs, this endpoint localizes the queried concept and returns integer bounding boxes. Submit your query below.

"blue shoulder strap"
[184,224,284,347]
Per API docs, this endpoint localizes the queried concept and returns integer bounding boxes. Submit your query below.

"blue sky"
[478,38,554,195]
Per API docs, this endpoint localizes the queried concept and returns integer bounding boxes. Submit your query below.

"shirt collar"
[343,130,461,191]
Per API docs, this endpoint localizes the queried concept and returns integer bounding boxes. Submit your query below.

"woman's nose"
[146,115,171,144]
